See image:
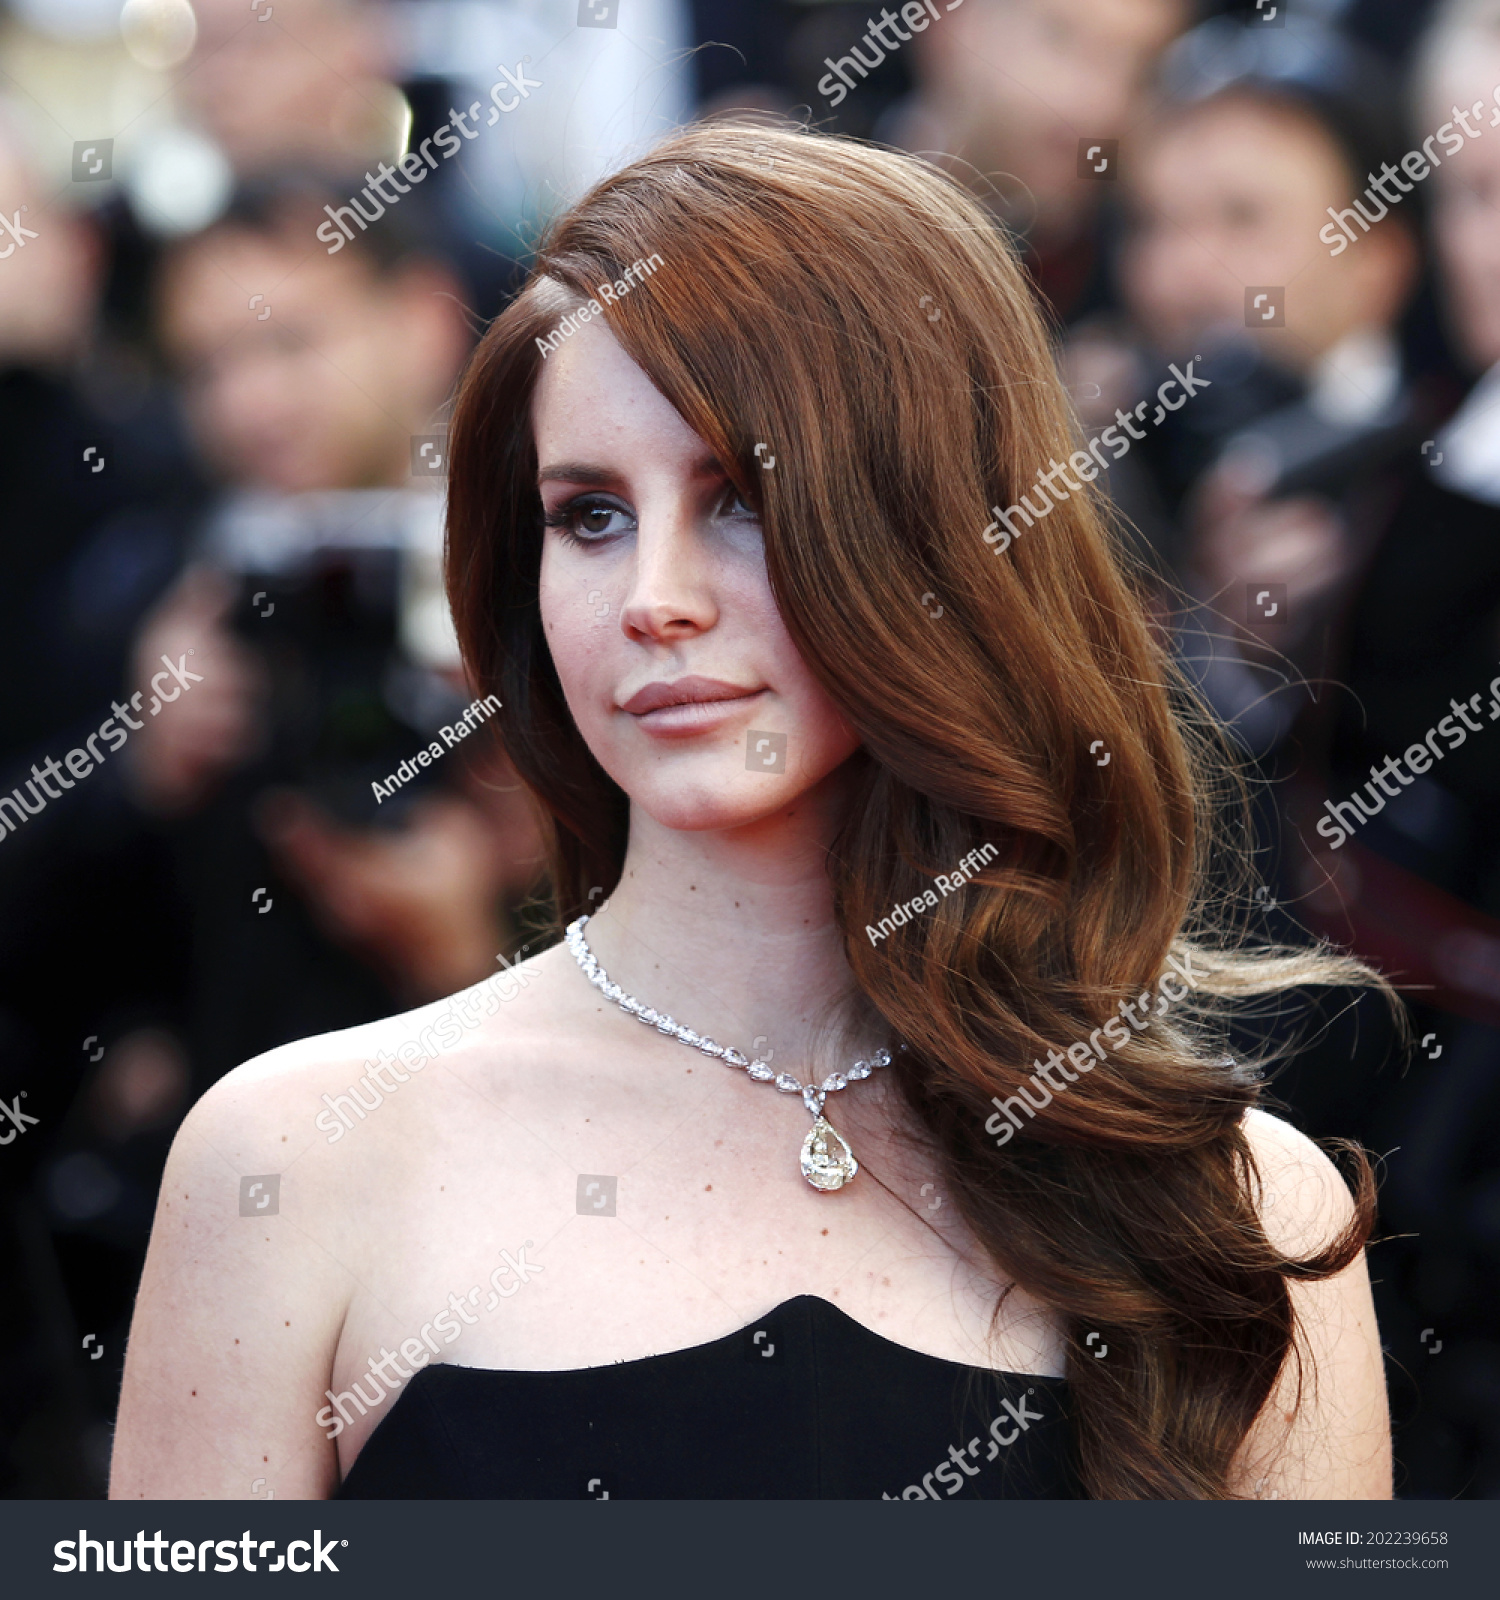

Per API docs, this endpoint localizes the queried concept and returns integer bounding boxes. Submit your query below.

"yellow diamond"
[800,1115,858,1191]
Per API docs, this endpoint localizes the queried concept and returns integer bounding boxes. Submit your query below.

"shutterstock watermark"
[315,1244,543,1439]
[1316,677,1500,849]
[866,844,998,945]
[1322,85,1500,256]
[317,60,542,254]
[314,948,533,1142]
[534,254,664,358]
[0,204,38,260]
[817,2,968,109]
[983,360,1210,554]
[985,952,1201,1146]
[0,654,203,844]
[0,1091,39,1146]
[882,1388,1050,1497]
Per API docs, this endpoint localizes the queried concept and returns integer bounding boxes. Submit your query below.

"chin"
[607,738,862,837]
[611,767,809,834]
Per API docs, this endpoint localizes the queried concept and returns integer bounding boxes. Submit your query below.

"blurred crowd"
[0,0,1495,1499]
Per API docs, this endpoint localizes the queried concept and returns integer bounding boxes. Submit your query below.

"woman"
[112,123,1392,1500]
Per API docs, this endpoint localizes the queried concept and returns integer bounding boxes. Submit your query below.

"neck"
[581,764,880,1073]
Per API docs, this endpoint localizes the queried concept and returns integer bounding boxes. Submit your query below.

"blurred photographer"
[885,0,1193,322]
[134,178,544,1085]
[1096,17,1421,755]
[1324,0,1500,939]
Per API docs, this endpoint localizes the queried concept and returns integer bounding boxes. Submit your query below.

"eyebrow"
[536,454,729,487]
[536,461,618,486]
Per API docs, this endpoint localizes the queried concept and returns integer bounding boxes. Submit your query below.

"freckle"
[689,885,695,891]
[285,1321,290,1327]
[882,1277,891,1287]
[234,1339,240,1345]
[821,1228,828,1236]
[714,1139,722,1147]
[281,1135,287,1142]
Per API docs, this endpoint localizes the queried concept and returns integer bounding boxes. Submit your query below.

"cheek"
[797,692,862,776]
[537,545,596,696]
[748,599,860,763]
[537,546,636,751]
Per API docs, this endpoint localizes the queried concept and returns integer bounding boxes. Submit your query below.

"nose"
[618,504,720,644]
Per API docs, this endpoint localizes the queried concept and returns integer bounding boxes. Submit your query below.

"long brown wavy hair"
[444,121,1391,1498]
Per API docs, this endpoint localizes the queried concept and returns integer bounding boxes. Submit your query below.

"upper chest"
[318,1019,1065,1463]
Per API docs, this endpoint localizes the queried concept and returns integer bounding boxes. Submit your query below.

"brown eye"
[542,495,635,544]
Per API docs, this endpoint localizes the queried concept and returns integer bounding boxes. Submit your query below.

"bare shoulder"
[176,940,571,1146]
[138,937,583,1283]
[1230,1108,1391,1500]
[111,944,570,1498]
[1240,1107,1358,1258]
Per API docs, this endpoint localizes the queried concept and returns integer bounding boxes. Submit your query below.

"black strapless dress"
[336,1294,1081,1498]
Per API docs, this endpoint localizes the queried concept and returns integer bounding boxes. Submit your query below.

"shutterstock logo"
[54,1529,343,1573]
[71,140,113,181]
[1077,140,1118,180]
[411,435,446,477]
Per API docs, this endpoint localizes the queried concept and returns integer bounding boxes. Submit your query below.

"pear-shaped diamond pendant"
[800,1115,859,1192]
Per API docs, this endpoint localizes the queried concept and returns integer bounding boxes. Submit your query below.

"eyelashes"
[540,486,760,547]
[541,496,635,547]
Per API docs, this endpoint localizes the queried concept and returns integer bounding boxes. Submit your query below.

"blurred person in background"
[1076,15,1500,1499]
[141,177,545,1082]
[1098,18,1420,758]
[0,104,203,777]
[177,0,404,184]
[884,0,1194,321]
[1302,0,1500,1497]
[183,0,695,323]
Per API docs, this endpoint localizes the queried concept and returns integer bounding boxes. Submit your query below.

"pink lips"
[619,675,764,729]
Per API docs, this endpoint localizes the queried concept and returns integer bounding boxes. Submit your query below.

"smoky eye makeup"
[540,494,638,546]
[540,481,760,547]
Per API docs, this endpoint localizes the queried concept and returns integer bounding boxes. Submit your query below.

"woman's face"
[532,315,861,834]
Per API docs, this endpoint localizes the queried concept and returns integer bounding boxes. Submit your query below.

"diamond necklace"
[564,913,895,1192]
